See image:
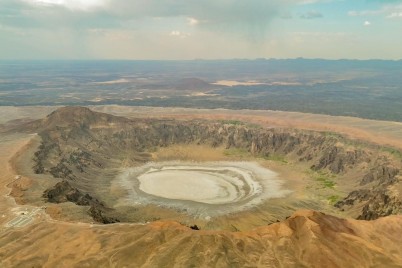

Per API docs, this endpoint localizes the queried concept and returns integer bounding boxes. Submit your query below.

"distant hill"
[20,106,130,131]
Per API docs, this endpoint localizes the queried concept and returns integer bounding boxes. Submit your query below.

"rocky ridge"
[26,107,402,223]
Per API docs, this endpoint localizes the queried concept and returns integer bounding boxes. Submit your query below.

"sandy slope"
[0,133,39,226]
[1,209,401,267]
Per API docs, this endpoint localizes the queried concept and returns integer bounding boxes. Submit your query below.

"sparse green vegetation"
[322,131,342,139]
[224,147,251,157]
[381,146,402,159]
[224,149,288,163]
[219,120,245,125]
[219,120,262,130]
[327,195,340,205]
[261,154,288,163]
[246,123,262,129]
[148,146,158,153]
[308,170,336,189]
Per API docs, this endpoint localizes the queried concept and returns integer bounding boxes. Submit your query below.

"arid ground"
[0,106,402,268]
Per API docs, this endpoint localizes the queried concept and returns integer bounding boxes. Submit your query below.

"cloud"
[1,0,338,55]
[348,10,381,16]
[364,20,371,26]
[169,31,181,36]
[107,0,299,39]
[169,30,190,38]
[300,10,323,19]
[187,17,199,26]
[348,3,402,19]
[387,12,402,18]
[5,0,400,60]
[23,0,108,11]
[0,0,309,39]
[292,31,354,41]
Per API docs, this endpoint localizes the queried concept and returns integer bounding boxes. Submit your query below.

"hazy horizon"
[1,0,402,60]
[1,58,402,62]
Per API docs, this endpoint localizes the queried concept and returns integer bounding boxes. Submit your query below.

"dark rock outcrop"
[43,180,120,223]
[335,164,401,219]
[43,180,96,205]
[88,205,120,224]
[360,166,399,186]
[335,189,402,220]
[335,190,372,208]
[357,193,401,220]
[189,225,200,230]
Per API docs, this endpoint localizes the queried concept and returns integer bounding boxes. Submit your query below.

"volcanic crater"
[12,106,402,230]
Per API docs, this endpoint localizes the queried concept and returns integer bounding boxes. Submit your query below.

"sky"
[0,0,401,60]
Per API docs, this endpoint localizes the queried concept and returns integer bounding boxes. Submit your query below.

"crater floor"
[116,161,289,216]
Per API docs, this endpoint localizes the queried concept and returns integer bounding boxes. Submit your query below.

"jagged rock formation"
[336,189,402,221]
[335,165,401,220]
[88,205,120,224]
[44,180,97,205]
[43,180,120,224]
[25,107,402,223]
